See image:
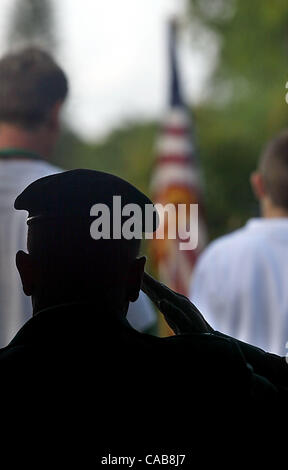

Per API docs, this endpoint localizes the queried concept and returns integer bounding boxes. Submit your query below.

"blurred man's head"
[14,170,155,318]
[0,47,68,157]
[251,130,288,217]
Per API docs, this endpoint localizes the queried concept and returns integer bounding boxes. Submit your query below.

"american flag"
[150,21,208,334]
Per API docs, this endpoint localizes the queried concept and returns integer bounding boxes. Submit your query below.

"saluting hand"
[141,272,214,336]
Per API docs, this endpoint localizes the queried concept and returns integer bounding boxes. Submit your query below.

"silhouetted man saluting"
[0,169,287,463]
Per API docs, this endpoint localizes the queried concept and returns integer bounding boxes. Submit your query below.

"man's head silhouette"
[14,169,156,318]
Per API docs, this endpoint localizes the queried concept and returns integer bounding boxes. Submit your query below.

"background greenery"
[52,0,288,243]
[8,0,288,242]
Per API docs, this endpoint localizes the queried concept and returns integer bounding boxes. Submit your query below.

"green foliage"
[54,122,157,196]
[193,106,259,239]
[187,0,288,238]
[54,0,288,243]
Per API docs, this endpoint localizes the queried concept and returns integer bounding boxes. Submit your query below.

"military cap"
[14,169,158,235]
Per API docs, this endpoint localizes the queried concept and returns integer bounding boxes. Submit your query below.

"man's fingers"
[159,299,189,328]
[142,272,213,334]
[159,299,180,319]
[142,272,181,304]
[160,299,209,335]
[159,299,182,335]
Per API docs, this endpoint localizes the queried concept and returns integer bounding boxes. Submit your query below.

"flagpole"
[150,19,208,336]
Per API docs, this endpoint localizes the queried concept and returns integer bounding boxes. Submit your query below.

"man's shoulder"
[196,221,264,268]
[142,331,248,369]
[25,160,62,181]
[209,224,255,250]
[0,160,62,198]
[0,344,30,363]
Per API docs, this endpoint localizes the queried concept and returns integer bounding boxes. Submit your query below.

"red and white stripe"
[151,107,208,297]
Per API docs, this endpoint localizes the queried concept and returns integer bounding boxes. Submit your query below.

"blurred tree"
[55,122,157,196]
[5,0,285,244]
[6,0,56,51]
[186,0,288,238]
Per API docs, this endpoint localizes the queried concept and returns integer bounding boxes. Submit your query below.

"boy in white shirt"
[190,130,288,355]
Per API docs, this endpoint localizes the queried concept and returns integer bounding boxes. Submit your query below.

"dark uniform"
[0,169,287,464]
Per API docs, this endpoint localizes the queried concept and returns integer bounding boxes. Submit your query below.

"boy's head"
[251,130,288,215]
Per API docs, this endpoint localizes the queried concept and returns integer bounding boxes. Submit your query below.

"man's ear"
[127,256,146,302]
[16,251,34,296]
[250,171,266,200]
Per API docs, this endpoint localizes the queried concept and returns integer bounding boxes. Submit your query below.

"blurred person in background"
[190,130,288,355]
[0,47,155,347]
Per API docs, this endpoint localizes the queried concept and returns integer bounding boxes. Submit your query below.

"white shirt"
[127,291,156,332]
[0,159,62,347]
[0,159,156,347]
[190,218,288,355]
